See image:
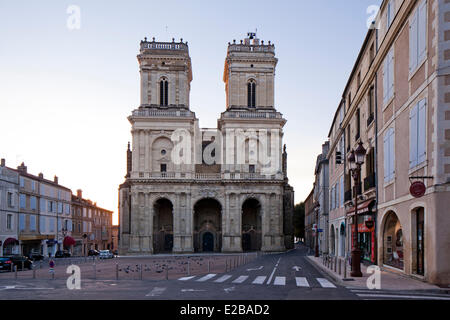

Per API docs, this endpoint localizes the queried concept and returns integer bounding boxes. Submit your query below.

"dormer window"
[160,77,168,106]
[247,79,256,107]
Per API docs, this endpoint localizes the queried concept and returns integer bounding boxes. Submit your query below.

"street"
[1,244,449,301]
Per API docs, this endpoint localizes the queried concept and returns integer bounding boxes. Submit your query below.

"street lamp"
[347,141,366,277]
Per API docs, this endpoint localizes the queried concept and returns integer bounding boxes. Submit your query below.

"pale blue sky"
[0,0,382,223]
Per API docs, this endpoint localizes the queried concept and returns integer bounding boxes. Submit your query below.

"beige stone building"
[119,33,294,255]
[329,0,450,285]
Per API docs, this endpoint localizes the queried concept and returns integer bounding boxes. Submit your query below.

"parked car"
[112,249,118,256]
[0,257,12,271]
[55,250,71,258]
[6,255,33,270]
[88,249,99,256]
[28,252,44,261]
[99,250,114,259]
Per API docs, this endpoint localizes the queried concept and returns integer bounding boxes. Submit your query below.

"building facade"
[0,159,19,256]
[71,189,113,256]
[304,188,315,251]
[307,0,450,285]
[119,33,294,255]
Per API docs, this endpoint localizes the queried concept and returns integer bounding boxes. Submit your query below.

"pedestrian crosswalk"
[177,273,338,288]
[348,288,450,300]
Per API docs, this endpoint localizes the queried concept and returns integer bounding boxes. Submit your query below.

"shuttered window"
[410,0,427,73]
[383,127,395,182]
[383,47,395,105]
[410,99,427,168]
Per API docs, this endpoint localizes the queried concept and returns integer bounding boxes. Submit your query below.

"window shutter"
[410,104,418,168]
[384,133,389,182]
[410,10,418,72]
[389,49,394,99]
[418,0,427,63]
[418,99,427,164]
[389,129,395,181]
[383,59,388,105]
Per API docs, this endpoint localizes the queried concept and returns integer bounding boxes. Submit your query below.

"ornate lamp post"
[348,141,366,277]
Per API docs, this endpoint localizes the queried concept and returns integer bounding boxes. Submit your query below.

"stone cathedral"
[118,33,294,255]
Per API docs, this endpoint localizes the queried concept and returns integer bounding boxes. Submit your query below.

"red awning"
[63,236,76,247]
[347,199,375,215]
[3,238,19,246]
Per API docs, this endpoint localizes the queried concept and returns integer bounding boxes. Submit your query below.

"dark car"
[0,257,13,272]
[88,249,99,256]
[112,250,118,256]
[28,252,44,261]
[55,250,71,258]
[7,255,33,270]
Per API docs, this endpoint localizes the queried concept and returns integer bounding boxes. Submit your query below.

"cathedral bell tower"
[223,32,277,110]
[138,37,193,109]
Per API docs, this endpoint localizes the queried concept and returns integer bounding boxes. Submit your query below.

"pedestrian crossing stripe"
[273,277,286,286]
[196,274,217,282]
[232,276,249,284]
[178,275,337,288]
[252,276,267,285]
[214,275,232,283]
[316,278,336,288]
[295,277,309,287]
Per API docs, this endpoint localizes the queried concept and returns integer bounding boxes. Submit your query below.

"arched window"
[247,79,256,107]
[160,78,168,106]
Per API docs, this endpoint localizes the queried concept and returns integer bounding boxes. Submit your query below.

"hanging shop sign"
[410,181,426,198]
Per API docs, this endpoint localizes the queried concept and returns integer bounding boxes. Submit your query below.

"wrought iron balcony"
[364,173,376,191]
[344,189,352,202]
[367,113,374,127]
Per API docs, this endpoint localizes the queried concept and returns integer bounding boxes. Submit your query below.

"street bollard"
[33,267,36,279]
[334,257,337,272]
[140,264,143,280]
[14,265,17,279]
[93,263,96,280]
[338,258,341,275]
[187,260,190,276]
[116,263,119,280]
[344,260,347,278]
[165,266,168,280]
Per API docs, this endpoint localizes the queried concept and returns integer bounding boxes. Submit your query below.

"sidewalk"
[306,255,448,293]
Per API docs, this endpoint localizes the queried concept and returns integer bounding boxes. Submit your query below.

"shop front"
[1,238,20,256]
[347,199,376,263]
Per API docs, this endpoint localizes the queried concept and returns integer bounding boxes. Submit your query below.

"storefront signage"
[365,220,374,229]
[410,181,426,198]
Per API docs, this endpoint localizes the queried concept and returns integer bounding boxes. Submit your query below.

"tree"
[293,202,305,240]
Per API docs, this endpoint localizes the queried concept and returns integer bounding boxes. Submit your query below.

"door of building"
[202,232,214,252]
[416,209,424,275]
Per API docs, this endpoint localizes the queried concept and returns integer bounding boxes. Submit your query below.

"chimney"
[38,173,44,179]
[17,162,27,173]
[54,175,58,184]
[77,189,82,199]
[1,159,5,167]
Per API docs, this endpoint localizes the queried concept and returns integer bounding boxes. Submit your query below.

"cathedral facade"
[118,33,294,255]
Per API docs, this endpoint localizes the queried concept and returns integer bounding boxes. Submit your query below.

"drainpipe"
[374,27,379,266]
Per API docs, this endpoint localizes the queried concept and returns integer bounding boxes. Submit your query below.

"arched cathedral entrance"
[153,198,174,253]
[241,198,262,252]
[194,198,222,252]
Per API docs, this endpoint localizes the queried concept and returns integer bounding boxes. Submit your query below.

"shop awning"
[3,238,19,246]
[63,236,76,247]
[347,199,375,215]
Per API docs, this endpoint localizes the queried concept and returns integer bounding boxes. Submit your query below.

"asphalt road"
[0,244,449,301]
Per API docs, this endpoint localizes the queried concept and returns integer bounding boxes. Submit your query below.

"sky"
[0,0,382,224]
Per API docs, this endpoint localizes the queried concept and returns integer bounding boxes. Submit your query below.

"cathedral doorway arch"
[194,198,222,252]
[241,198,262,252]
[153,198,174,253]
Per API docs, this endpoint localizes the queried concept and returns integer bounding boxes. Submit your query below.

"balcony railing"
[364,173,376,191]
[223,111,281,119]
[367,113,374,127]
[132,172,283,181]
[131,109,192,118]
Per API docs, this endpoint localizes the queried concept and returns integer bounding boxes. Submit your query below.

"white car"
[99,250,114,259]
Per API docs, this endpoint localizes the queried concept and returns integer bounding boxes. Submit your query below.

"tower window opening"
[160,78,169,106]
[247,79,256,107]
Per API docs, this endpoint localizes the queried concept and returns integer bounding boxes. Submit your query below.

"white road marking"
[273,276,286,286]
[252,276,267,285]
[292,266,302,271]
[224,286,235,293]
[295,277,310,287]
[181,289,206,292]
[145,287,166,297]
[232,276,249,284]
[357,294,450,300]
[196,274,217,282]
[178,276,196,281]
[214,275,232,283]
[266,257,281,285]
[316,278,336,288]
[246,266,264,271]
